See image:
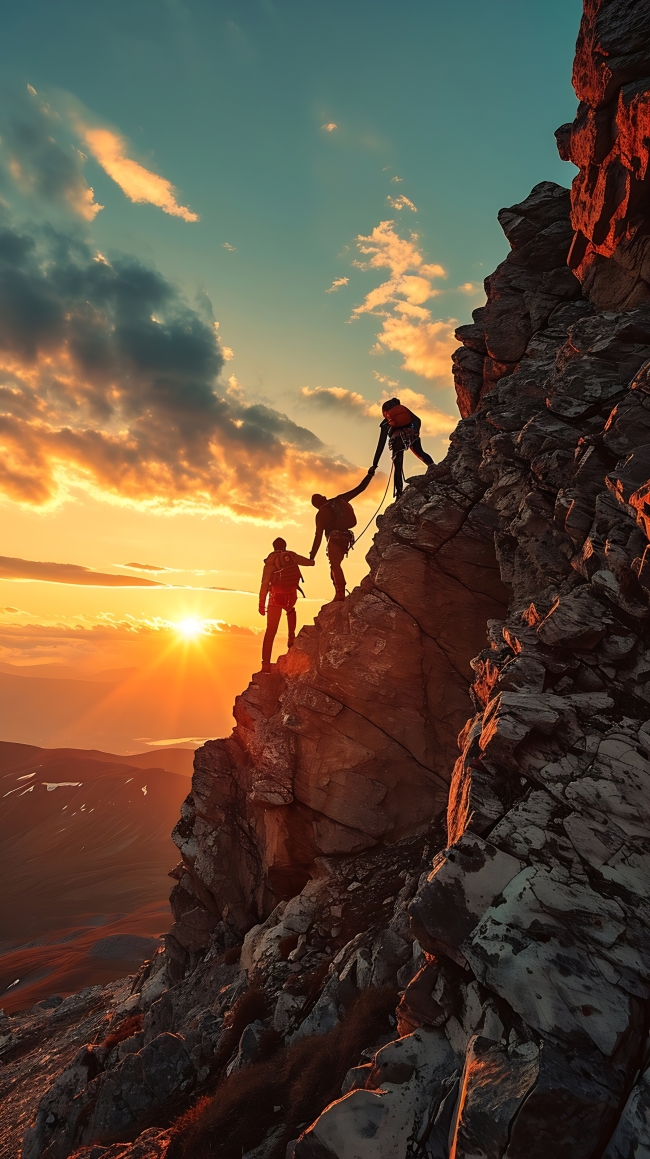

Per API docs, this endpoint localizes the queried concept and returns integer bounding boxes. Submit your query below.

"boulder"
[293,1028,455,1159]
[409,835,523,965]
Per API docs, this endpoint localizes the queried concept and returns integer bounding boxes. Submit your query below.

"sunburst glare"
[175,616,205,639]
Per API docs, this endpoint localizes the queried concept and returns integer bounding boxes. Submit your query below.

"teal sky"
[0,0,585,682]
[0,0,582,468]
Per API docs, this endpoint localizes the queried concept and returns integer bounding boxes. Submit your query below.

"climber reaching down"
[372,397,434,498]
[259,537,314,672]
[310,470,375,602]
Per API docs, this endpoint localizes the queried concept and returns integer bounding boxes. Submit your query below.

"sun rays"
[175,617,206,640]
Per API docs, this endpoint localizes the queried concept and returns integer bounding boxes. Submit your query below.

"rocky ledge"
[11,4,650,1158]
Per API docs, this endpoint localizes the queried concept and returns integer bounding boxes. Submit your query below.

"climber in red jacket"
[259,538,314,672]
[310,470,375,602]
[372,398,434,498]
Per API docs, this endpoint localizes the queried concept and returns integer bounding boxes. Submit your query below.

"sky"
[0,0,582,750]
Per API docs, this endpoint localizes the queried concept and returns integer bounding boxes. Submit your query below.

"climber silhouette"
[259,538,314,672]
[372,398,434,498]
[310,471,374,602]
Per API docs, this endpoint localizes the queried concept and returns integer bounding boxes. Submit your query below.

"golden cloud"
[376,316,458,380]
[386,195,418,213]
[351,220,456,383]
[79,125,198,222]
[326,276,349,293]
[0,556,165,587]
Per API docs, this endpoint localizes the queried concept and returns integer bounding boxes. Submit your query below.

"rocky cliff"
[557,0,650,308]
[11,4,650,1158]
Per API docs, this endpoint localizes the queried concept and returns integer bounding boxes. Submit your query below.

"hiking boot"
[287,637,295,649]
[261,660,273,673]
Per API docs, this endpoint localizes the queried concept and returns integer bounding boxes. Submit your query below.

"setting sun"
[176,617,205,639]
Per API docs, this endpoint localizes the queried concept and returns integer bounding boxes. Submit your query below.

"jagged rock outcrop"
[17,4,650,1158]
[453,182,582,417]
[167,471,509,944]
[559,0,650,308]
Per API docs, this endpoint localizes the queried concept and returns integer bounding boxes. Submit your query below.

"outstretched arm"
[310,521,324,560]
[293,553,315,566]
[372,423,389,469]
[338,470,375,503]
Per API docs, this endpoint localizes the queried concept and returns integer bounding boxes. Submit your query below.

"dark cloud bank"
[0,221,345,515]
[0,90,350,518]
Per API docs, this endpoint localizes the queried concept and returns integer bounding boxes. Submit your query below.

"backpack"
[384,404,415,429]
[270,551,303,591]
[326,497,357,531]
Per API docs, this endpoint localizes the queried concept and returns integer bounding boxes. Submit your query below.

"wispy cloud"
[120,561,169,573]
[116,562,226,577]
[222,242,236,251]
[326,276,349,293]
[350,220,456,382]
[0,87,104,221]
[390,175,403,183]
[77,124,198,222]
[373,370,400,388]
[0,556,165,587]
[6,88,199,225]
[321,123,337,132]
[301,386,371,413]
[387,195,417,212]
[457,281,484,296]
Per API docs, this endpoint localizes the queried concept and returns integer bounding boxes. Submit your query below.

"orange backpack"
[384,404,414,429]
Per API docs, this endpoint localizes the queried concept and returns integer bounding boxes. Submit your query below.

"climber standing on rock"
[310,470,375,602]
[259,537,314,672]
[372,397,434,498]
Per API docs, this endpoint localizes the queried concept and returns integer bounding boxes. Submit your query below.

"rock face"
[17,5,650,1158]
[453,182,582,417]
[560,0,650,308]
[168,468,509,943]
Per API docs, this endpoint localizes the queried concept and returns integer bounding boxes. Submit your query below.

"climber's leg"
[410,437,434,467]
[393,450,405,497]
[286,606,297,647]
[326,538,347,601]
[262,604,282,665]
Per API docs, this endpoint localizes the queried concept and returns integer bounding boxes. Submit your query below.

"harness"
[389,423,419,454]
[326,528,355,557]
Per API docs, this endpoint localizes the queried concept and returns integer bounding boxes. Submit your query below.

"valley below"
[0,742,192,1013]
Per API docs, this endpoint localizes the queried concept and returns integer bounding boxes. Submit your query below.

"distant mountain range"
[0,634,261,751]
[0,740,193,1012]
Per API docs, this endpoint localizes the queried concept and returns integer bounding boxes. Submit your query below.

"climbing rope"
[352,464,394,548]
